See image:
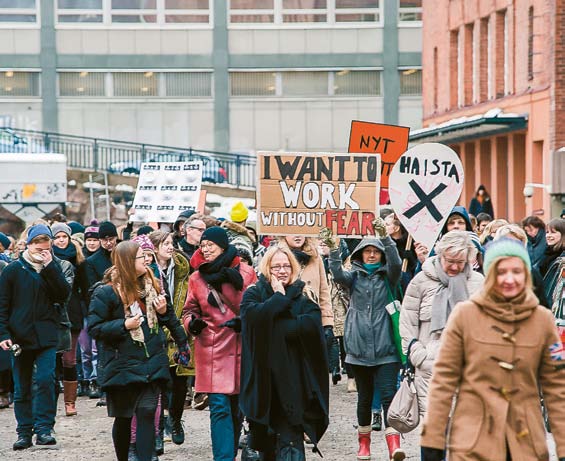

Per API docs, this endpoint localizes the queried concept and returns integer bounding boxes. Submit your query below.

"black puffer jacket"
[85,248,112,290]
[87,284,187,390]
[0,257,71,350]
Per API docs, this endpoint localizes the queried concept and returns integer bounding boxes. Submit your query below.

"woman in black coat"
[240,245,329,461]
[88,241,189,461]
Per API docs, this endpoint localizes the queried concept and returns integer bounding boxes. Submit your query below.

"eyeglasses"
[135,255,146,260]
[270,264,292,273]
[189,226,206,232]
[200,242,217,250]
[442,256,467,267]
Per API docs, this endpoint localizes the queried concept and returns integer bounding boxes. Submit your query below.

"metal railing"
[0,127,257,188]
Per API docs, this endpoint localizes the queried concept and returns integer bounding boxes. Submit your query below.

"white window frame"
[228,0,382,29]
[228,68,383,100]
[398,1,422,28]
[56,69,214,101]
[55,0,213,30]
[0,0,40,29]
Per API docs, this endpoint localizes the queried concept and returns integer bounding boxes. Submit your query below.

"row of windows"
[0,1,421,25]
[0,70,422,98]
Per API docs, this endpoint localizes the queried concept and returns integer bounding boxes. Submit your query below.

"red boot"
[385,427,405,461]
[357,425,371,460]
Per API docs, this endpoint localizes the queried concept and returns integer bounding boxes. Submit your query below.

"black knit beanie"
[200,226,229,250]
[98,221,118,239]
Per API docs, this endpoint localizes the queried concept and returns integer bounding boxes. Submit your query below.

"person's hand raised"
[271,275,285,295]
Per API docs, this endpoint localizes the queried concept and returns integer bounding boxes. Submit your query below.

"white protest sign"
[388,143,464,251]
[130,161,202,223]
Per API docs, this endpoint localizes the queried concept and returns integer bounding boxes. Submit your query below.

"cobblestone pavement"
[0,379,557,461]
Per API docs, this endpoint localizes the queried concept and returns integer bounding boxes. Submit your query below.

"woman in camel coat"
[421,239,565,461]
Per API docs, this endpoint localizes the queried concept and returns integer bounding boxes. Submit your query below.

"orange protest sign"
[348,121,410,189]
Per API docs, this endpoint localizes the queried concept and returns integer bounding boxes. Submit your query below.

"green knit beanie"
[483,238,531,275]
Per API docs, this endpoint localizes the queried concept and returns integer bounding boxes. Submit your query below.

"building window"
[59,72,106,96]
[58,71,213,98]
[527,6,534,81]
[164,72,212,96]
[334,70,380,95]
[399,69,421,95]
[0,0,38,24]
[281,71,328,96]
[56,0,210,25]
[398,0,421,22]
[228,0,379,25]
[0,71,40,97]
[230,72,276,96]
[230,70,381,97]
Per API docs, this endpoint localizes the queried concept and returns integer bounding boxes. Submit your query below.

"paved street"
[0,379,558,461]
[0,378,421,460]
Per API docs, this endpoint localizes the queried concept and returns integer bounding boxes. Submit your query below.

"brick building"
[411,0,565,221]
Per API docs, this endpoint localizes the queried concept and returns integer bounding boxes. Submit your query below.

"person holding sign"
[239,245,329,460]
[182,227,257,461]
[322,218,404,461]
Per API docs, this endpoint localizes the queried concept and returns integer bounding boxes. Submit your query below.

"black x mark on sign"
[403,180,448,222]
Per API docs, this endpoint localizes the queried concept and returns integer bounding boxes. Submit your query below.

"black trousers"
[167,367,188,422]
[111,383,160,461]
[350,362,400,427]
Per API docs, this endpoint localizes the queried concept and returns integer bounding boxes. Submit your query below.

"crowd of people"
[0,189,563,461]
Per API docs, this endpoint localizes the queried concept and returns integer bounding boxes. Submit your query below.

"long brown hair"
[109,241,160,305]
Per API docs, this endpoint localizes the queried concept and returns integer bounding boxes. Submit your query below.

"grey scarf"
[430,257,470,333]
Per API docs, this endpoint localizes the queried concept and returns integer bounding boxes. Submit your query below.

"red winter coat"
[183,249,257,395]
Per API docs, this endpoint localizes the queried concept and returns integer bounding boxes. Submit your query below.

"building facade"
[0,0,423,154]
[0,0,422,152]
[414,0,565,221]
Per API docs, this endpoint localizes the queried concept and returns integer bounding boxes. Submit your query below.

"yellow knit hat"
[230,201,249,222]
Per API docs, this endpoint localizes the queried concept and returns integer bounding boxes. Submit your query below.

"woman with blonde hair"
[420,238,565,461]
[88,240,189,461]
[479,219,509,245]
[240,245,329,460]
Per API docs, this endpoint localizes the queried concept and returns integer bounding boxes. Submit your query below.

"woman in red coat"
[182,226,256,461]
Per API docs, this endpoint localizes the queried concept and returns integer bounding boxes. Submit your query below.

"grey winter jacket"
[329,236,402,366]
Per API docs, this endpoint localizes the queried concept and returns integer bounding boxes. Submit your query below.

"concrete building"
[0,0,422,154]
[413,0,565,221]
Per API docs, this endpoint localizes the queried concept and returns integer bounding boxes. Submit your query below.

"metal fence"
[0,127,257,188]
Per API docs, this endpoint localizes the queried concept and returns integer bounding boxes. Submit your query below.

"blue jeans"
[208,393,242,461]
[12,347,57,436]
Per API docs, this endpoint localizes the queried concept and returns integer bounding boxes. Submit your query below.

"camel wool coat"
[421,293,565,461]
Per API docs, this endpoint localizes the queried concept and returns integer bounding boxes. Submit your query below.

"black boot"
[371,411,382,431]
[155,431,164,456]
[88,381,102,399]
[331,367,341,385]
[77,380,89,397]
[13,435,32,450]
[171,416,185,445]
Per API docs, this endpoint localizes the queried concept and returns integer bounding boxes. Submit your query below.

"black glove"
[324,325,335,348]
[188,315,208,336]
[173,342,191,367]
[219,317,241,333]
[421,447,445,461]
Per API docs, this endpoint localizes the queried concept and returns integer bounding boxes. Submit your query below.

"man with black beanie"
[83,220,118,404]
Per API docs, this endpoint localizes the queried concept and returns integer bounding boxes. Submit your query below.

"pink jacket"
[183,250,257,395]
